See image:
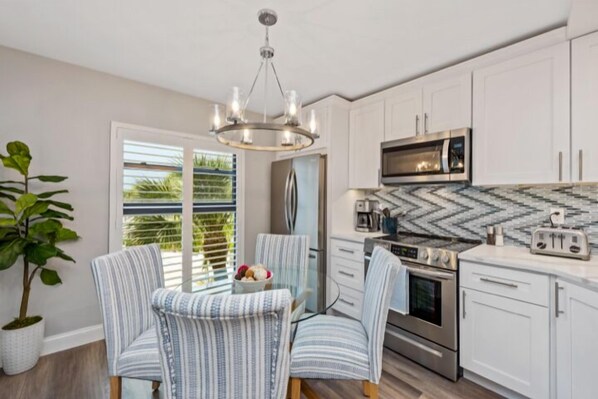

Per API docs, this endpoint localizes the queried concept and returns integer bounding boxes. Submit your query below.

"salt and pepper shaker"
[495,225,504,247]
[486,225,496,245]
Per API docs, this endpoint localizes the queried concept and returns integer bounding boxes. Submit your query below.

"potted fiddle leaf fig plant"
[0,141,79,375]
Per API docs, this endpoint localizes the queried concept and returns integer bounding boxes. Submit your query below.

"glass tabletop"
[176,271,340,324]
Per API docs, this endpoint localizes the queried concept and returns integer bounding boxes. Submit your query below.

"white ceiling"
[0,0,571,115]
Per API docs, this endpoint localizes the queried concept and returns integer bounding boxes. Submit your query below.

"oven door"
[387,262,458,350]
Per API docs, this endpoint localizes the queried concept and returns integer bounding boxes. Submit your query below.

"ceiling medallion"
[209,9,319,152]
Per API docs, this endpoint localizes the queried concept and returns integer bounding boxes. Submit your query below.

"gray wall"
[0,45,273,336]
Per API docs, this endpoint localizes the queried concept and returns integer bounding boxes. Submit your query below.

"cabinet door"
[384,87,422,141]
[472,42,570,185]
[349,101,385,189]
[556,280,598,399]
[460,288,549,399]
[422,73,472,133]
[572,31,598,182]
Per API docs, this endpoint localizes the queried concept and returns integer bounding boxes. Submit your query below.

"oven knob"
[441,254,450,264]
[431,251,439,262]
[421,251,429,260]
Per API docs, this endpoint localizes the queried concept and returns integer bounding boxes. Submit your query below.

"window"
[110,123,243,292]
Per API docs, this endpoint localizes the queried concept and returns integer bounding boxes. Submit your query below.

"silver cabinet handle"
[424,113,429,134]
[462,290,466,319]
[579,149,583,181]
[338,270,355,278]
[339,298,355,306]
[479,277,518,288]
[559,151,563,182]
[338,248,355,254]
[555,282,564,318]
[415,115,420,135]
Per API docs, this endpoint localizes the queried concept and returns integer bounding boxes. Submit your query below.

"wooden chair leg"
[110,376,122,399]
[369,382,379,399]
[290,378,302,399]
[363,380,371,397]
[152,381,160,391]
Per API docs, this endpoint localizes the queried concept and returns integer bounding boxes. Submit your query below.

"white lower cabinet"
[556,279,598,399]
[460,288,549,399]
[329,238,365,320]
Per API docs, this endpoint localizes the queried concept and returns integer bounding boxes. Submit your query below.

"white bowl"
[234,274,273,293]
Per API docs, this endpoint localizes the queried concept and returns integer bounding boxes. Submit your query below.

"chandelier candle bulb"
[284,90,302,126]
[308,109,319,137]
[210,104,224,134]
[226,86,245,123]
[242,129,253,145]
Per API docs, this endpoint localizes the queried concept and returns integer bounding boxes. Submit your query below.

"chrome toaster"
[530,225,591,261]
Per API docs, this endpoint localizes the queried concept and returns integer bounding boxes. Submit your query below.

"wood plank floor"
[0,340,502,399]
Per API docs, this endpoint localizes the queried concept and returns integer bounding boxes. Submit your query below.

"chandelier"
[209,9,319,152]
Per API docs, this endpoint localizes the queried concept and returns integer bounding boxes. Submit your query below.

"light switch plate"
[550,208,565,225]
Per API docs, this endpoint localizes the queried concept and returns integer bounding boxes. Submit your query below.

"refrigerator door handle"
[284,169,292,232]
[291,168,298,232]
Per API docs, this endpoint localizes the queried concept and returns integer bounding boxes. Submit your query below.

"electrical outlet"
[550,208,565,225]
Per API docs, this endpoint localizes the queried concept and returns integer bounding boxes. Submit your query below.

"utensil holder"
[382,217,398,235]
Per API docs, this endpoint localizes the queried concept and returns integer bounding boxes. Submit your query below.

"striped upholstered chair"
[151,288,293,399]
[255,234,309,319]
[289,246,402,399]
[90,244,164,399]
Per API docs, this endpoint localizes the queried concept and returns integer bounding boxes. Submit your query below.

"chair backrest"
[255,234,310,292]
[152,288,293,399]
[90,244,164,376]
[360,246,402,384]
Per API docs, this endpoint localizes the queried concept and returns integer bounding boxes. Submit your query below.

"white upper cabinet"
[556,279,598,399]
[349,101,385,189]
[384,73,472,141]
[384,86,422,141]
[472,42,570,185]
[423,73,472,133]
[572,31,598,183]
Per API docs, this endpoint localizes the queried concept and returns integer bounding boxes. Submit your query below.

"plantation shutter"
[120,138,238,291]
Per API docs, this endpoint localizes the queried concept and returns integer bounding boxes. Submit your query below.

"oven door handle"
[441,138,450,174]
[406,266,454,281]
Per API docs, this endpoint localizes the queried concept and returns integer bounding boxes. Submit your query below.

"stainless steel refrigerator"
[271,154,326,312]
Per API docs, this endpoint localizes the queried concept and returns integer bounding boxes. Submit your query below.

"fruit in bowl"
[234,264,273,292]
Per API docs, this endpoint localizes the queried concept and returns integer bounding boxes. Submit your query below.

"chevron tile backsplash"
[370,184,598,250]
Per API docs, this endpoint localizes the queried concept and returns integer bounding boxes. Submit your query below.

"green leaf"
[24,243,57,266]
[0,180,25,185]
[6,142,30,157]
[40,268,62,285]
[29,175,67,183]
[0,230,18,241]
[0,238,27,270]
[28,219,63,237]
[0,192,16,201]
[1,154,31,176]
[0,185,24,194]
[19,201,49,222]
[0,201,13,216]
[15,193,37,215]
[38,209,73,221]
[37,190,68,199]
[44,200,73,211]
[55,227,78,242]
[55,248,75,263]
[0,218,15,226]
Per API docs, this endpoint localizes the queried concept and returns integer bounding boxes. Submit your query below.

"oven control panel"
[390,244,418,259]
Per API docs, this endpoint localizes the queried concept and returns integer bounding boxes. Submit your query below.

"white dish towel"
[389,264,409,315]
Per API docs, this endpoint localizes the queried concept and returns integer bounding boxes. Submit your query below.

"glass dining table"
[176,271,341,325]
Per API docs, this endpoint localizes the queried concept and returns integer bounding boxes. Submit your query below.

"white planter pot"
[1,318,45,375]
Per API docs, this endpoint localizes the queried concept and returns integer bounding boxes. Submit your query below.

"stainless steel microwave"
[380,128,471,185]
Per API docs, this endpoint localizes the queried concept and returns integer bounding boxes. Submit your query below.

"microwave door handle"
[441,139,450,173]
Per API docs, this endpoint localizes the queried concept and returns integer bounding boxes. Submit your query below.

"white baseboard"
[1,324,104,369]
[41,324,104,356]
[463,370,529,399]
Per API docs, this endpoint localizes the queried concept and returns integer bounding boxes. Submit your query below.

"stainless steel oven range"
[364,233,481,381]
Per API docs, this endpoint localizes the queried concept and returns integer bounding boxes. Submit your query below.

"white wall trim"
[41,324,104,356]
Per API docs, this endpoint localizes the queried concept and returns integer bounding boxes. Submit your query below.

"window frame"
[109,121,245,287]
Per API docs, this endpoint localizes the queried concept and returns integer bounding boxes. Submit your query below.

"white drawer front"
[460,261,549,307]
[333,284,363,320]
[331,239,364,262]
[330,256,364,292]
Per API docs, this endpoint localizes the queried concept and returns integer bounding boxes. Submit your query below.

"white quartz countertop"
[331,231,383,244]
[460,244,598,291]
